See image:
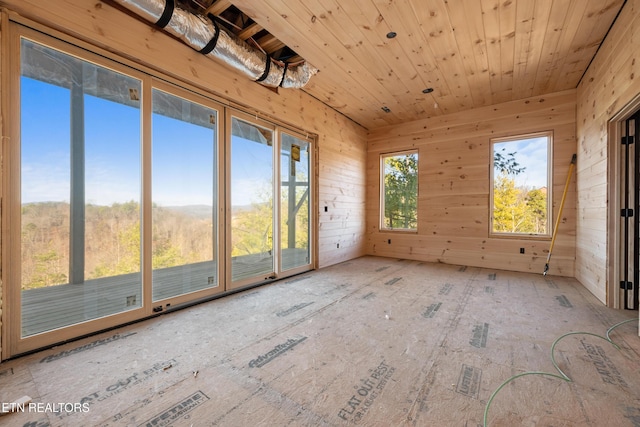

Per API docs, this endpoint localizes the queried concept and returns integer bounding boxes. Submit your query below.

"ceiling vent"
[111,0,317,89]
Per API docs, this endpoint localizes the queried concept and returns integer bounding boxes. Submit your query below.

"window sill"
[489,232,551,241]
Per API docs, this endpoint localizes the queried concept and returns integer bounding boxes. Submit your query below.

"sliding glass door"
[228,115,313,289]
[19,37,143,339]
[5,25,313,359]
[151,87,221,303]
[280,132,311,272]
[229,116,276,285]
[11,31,225,356]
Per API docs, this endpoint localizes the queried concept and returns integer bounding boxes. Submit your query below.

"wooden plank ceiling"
[180,0,625,130]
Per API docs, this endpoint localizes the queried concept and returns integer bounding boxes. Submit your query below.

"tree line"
[382,149,547,234]
[21,190,308,290]
[21,202,214,289]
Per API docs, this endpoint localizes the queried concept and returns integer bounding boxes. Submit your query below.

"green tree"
[232,182,273,257]
[493,173,528,233]
[152,235,186,269]
[92,221,140,277]
[383,153,418,229]
[492,147,550,234]
[493,176,548,234]
[526,188,547,234]
[28,249,68,288]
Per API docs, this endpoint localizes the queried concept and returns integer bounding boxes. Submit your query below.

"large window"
[380,151,418,231]
[151,88,220,301]
[229,117,275,282]
[281,133,311,271]
[7,25,315,359]
[20,37,143,336]
[490,132,552,236]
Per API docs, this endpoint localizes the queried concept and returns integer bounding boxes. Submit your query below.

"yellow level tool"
[543,154,577,276]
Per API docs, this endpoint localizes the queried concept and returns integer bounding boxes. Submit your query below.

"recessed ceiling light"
[386,32,397,39]
[422,88,434,94]
[381,106,391,113]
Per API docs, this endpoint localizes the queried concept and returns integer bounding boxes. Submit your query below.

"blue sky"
[21,77,141,205]
[21,78,72,204]
[20,76,273,207]
[493,136,549,189]
[22,72,543,211]
[153,112,214,207]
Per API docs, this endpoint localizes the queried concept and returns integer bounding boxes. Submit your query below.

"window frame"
[3,21,317,359]
[489,131,553,238]
[379,150,419,232]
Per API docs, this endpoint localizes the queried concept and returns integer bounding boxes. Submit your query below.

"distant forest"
[21,197,308,290]
[21,201,214,289]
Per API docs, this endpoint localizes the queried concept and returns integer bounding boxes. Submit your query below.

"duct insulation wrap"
[112,0,317,88]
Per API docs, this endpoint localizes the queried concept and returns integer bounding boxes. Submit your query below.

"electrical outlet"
[520,248,525,254]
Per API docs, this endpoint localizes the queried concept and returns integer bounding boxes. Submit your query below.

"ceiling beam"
[256,33,286,54]
[237,22,263,40]
[205,0,232,16]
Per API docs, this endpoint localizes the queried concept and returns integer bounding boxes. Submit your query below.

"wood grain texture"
[576,0,640,306]
[0,0,367,272]
[229,0,623,129]
[0,0,367,358]
[367,90,577,276]
[1,257,637,426]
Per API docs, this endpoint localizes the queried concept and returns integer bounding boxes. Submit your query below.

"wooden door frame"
[607,93,640,309]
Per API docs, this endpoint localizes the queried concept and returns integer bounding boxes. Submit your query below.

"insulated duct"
[110,0,317,89]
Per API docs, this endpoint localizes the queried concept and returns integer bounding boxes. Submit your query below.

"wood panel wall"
[0,0,368,355]
[367,90,577,276]
[0,0,368,267]
[576,0,640,305]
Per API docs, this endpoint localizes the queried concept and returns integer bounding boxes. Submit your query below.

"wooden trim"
[312,133,320,270]
[141,70,153,314]
[488,130,554,239]
[0,8,9,361]
[3,2,319,143]
[367,91,576,276]
[225,109,275,291]
[607,119,622,309]
[379,150,418,232]
[5,25,152,357]
[606,92,640,308]
[3,16,23,360]
[147,78,228,307]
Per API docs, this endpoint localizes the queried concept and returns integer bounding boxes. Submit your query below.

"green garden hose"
[483,318,637,426]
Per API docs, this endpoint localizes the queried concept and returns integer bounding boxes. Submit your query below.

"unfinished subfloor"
[1,256,639,426]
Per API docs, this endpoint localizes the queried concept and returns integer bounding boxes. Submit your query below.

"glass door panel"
[20,38,142,337]
[151,89,219,301]
[230,117,275,283]
[280,133,311,271]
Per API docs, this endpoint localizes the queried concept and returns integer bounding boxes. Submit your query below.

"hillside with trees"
[21,202,214,290]
[21,189,308,290]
